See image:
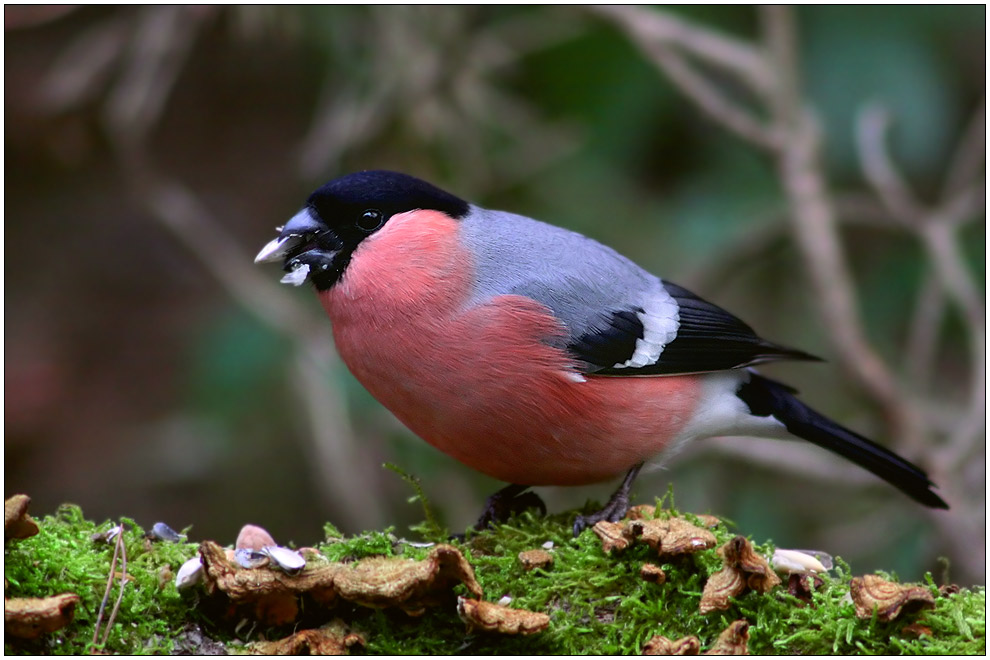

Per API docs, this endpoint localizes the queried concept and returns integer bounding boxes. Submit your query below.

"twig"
[680,436,879,486]
[100,527,128,646]
[760,7,916,443]
[588,3,982,582]
[105,7,212,149]
[590,5,773,95]
[856,103,926,225]
[52,4,382,530]
[641,42,778,149]
[128,159,380,530]
[686,193,907,294]
[903,272,946,390]
[138,172,318,341]
[591,6,778,149]
[598,5,919,442]
[922,217,986,467]
[291,340,387,527]
[92,523,126,647]
[854,98,986,467]
[942,99,987,199]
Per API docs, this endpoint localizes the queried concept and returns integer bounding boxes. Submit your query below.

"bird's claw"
[571,461,645,537]
[472,484,546,531]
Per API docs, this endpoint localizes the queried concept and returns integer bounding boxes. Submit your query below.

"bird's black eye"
[356,209,385,232]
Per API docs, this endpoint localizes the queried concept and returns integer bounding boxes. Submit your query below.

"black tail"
[737,373,948,509]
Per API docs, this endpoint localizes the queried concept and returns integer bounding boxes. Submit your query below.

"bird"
[255,170,948,534]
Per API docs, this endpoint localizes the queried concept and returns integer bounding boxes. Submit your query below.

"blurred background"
[5,6,985,585]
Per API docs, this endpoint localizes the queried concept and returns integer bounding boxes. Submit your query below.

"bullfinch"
[255,170,948,534]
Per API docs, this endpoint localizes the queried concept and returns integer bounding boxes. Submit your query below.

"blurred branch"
[686,193,902,293]
[855,101,986,468]
[591,5,772,94]
[37,6,382,529]
[104,6,212,148]
[595,5,919,447]
[130,165,385,530]
[4,5,79,30]
[943,99,986,199]
[298,6,578,191]
[680,436,880,487]
[903,273,946,389]
[635,41,778,149]
[593,6,984,566]
[592,6,778,149]
[758,7,917,446]
[38,17,128,111]
[856,104,926,224]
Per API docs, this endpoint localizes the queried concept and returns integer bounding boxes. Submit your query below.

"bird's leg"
[473,483,546,531]
[572,462,645,536]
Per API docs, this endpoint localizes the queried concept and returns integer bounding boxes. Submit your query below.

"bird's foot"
[473,484,546,531]
[572,462,645,536]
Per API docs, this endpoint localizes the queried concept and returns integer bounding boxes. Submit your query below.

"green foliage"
[4,505,200,655]
[4,500,984,655]
[383,462,446,542]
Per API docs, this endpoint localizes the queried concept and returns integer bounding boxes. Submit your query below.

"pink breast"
[319,210,701,486]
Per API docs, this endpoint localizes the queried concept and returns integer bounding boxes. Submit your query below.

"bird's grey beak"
[254,234,299,264]
[255,207,341,288]
[254,207,327,264]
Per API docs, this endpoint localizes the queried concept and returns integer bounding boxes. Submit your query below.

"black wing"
[569,281,820,375]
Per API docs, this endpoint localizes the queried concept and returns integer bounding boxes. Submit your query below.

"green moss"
[4,499,985,655]
[4,504,201,655]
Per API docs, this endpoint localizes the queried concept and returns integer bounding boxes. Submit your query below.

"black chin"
[285,248,347,291]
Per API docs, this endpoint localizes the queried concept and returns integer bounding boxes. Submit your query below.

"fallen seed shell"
[772,548,828,574]
[263,546,306,574]
[236,524,277,551]
[150,522,184,543]
[234,548,270,570]
[175,556,205,590]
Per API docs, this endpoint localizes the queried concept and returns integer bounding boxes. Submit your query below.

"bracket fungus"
[640,563,667,584]
[849,575,936,622]
[629,517,718,558]
[193,537,483,624]
[457,597,550,635]
[5,593,81,640]
[333,544,482,616]
[700,537,780,614]
[518,549,554,571]
[592,513,716,558]
[642,634,702,655]
[703,619,750,655]
[592,521,631,554]
[4,494,39,541]
[248,619,365,655]
[627,505,721,530]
